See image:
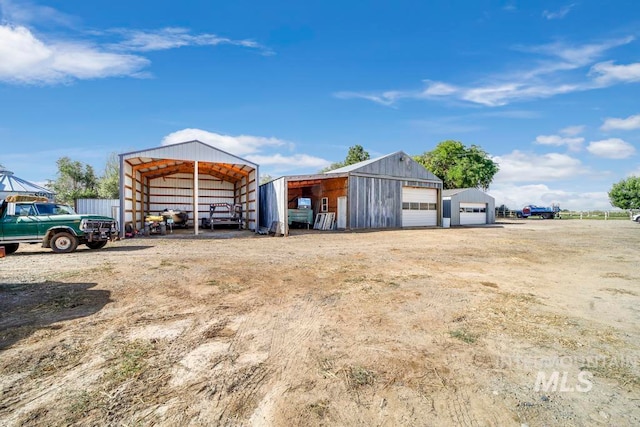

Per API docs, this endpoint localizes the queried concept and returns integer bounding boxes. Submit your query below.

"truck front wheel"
[51,232,79,253]
[86,241,108,250]
[2,243,19,255]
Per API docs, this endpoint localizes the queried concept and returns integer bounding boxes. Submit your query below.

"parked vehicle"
[0,195,118,254]
[516,204,560,219]
[633,213,640,223]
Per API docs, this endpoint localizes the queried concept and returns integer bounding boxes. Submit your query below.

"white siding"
[148,174,235,224]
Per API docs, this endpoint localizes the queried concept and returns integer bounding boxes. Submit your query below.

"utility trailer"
[201,203,243,230]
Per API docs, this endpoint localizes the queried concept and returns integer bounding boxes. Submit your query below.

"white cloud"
[0,25,149,84]
[542,4,575,20]
[589,61,640,86]
[333,90,402,107]
[421,80,458,96]
[601,114,640,131]
[246,154,330,170]
[520,37,634,71]
[586,138,636,159]
[337,36,637,107]
[161,128,288,156]
[489,183,611,211]
[534,134,584,151]
[0,0,76,27]
[161,128,331,174]
[0,2,271,85]
[109,27,271,55]
[560,125,585,136]
[461,82,579,106]
[492,150,588,183]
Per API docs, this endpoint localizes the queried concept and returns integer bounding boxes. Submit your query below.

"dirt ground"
[1,219,639,426]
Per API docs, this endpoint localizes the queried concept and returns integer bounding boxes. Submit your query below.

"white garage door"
[459,202,487,225]
[402,187,438,227]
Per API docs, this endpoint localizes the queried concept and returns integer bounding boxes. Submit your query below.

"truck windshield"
[35,203,77,215]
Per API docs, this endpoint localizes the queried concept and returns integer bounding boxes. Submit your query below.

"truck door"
[1,203,40,240]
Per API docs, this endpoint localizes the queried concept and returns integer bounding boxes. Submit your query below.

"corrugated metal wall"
[348,176,402,229]
[76,199,119,219]
[259,177,287,234]
[148,173,235,223]
[448,189,496,225]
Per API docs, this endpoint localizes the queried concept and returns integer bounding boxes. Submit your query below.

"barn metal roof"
[324,151,441,183]
[442,188,494,200]
[325,151,401,174]
[120,140,257,183]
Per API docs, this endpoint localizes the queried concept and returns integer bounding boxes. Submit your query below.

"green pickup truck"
[0,195,118,254]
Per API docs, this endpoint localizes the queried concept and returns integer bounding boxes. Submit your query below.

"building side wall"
[259,177,287,233]
[348,176,402,229]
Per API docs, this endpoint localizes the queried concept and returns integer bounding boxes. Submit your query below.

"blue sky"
[1,0,639,210]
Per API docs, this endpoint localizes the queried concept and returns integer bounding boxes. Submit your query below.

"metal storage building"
[442,188,495,226]
[259,151,443,235]
[0,168,55,201]
[119,140,258,236]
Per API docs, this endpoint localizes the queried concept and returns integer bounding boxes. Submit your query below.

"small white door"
[337,196,347,229]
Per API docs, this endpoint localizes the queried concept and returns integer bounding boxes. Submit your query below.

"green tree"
[47,157,99,204]
[260,174,274,184]
[414,140,499,190]
[97,153,120,199]
[608,176,640,210]
[321,144,370,172]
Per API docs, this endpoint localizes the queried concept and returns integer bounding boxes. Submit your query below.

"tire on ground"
[2,243,19,254]
[50,232,79,253]
[86,240,108,250]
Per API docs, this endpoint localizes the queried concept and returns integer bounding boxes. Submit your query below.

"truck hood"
[47,214,116,221]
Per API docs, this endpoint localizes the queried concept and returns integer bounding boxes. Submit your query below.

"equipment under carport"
[287,197,313,229]
[161,209,189,228]
[144,215,167,235]
[201,203,243,230]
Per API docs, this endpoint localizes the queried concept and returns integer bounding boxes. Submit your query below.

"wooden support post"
[132,173,137,231]
[244,178,249,230]
[194,161,199,236]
